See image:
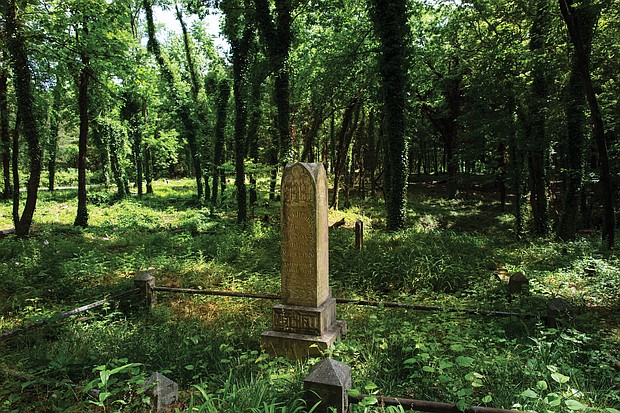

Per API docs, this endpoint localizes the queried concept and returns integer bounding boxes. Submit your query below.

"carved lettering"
[273,308,321,336]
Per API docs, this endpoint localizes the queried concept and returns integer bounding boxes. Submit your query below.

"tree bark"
[559,0,614,249]
[527,1,550,235]
[47,81,63,192]
[212,79,230,211]
[145,0,202,199]
[5,0,42,236]
[0,53,11,199]
[12,113,20,227]
[254,0,292,165]
[330,100,357,210]
[74,22,89,228]
[369,0,409,230]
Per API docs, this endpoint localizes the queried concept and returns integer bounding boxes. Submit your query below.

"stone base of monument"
[261,298,346,359]
[261,321,346,359]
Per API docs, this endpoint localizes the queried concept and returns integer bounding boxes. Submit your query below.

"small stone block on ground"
[508,272,528,293]
[304,358,351,413]
[546,297,572,327]
[143,372,178,412]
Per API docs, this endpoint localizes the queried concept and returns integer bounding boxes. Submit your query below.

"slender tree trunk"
[248,69,263,209]
[527,1,550,235]
[133,128,143,197]
[5,0,42,236]
[559,0,614,248]
[367,110,378,196]
[12,114,19,227]
[176,4,205,200]
[109,126,126,198]
[0,55,11,199]
[212,79,230,211]
[144,0,202,199]
[47,82,62,192]
[497,143,507,212]
[145,145,153,194]
[229,19,253,225]
[330,100,357,209]
[233,61,248,225]
[74,27,89,228]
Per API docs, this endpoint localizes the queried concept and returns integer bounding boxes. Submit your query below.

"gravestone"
[143,372,178,412]
[261,163,346,359]
[304,358,351,413]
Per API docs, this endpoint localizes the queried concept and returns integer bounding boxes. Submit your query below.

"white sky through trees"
[152,6,229,55]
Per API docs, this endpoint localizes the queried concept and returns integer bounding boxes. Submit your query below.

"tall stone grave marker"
[261,163,346,359]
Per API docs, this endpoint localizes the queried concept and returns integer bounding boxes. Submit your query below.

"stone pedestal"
[261,163,345,359]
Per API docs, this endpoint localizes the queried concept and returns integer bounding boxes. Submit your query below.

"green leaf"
[482,395,492,403]
[551,372,570,384]
[544,393,562,407]
[605,408,620,413]
[439,360,454,369]
[99,371,111,387]
[99,391,112,403]
[403,358,416,365]
[438,375,452,383]
[536,380,548,391]
[450,344,465,352]
[564,400,586,410]
[520,389,538,399]
[364,381,378,391]
[422,366,435,372]
[361,396,378,406]
[348,388,361,398]
[456,356,474,367]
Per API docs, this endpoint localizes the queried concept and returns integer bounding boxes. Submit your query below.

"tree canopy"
[0,0,618,246]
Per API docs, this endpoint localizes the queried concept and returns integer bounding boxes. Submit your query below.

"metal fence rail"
[349,394,522,413]
[152,284,540,319]
[0,288,139,340]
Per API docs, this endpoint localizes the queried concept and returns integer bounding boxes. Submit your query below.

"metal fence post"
[304,358,351,413]
[134,270,156,309]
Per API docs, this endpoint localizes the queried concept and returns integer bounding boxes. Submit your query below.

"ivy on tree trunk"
[369,0,409,230]
[5,0,42,236]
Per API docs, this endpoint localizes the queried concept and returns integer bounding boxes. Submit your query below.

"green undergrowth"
[1,179,619,412]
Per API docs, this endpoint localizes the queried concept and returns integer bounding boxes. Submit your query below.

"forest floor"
[0,177,619,412]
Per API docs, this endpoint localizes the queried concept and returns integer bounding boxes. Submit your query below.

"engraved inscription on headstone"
[261,163,346,359]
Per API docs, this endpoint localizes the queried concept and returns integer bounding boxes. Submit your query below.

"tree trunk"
[330,100,357,210]
[212,79,230,211]
[369,0,409,230]
[5,0,42,236]
[559,0,614,248]
[527,1,550,235]
[106,121,126,197]
[12,114,20,227]
[557,0,595,241]
[229,18,253,225]
[176,4,205,200]
[254,0,292,165]
[47,81,62,192]
[247,68,263,209]
[74,45,89,228]
[145,145,153,194]
[0,54,11,199]
[144,0,202,199]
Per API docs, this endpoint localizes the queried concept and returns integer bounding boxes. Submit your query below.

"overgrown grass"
[1,178,619,412]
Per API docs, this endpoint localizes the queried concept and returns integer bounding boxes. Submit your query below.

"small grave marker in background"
[143,372,178,412]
